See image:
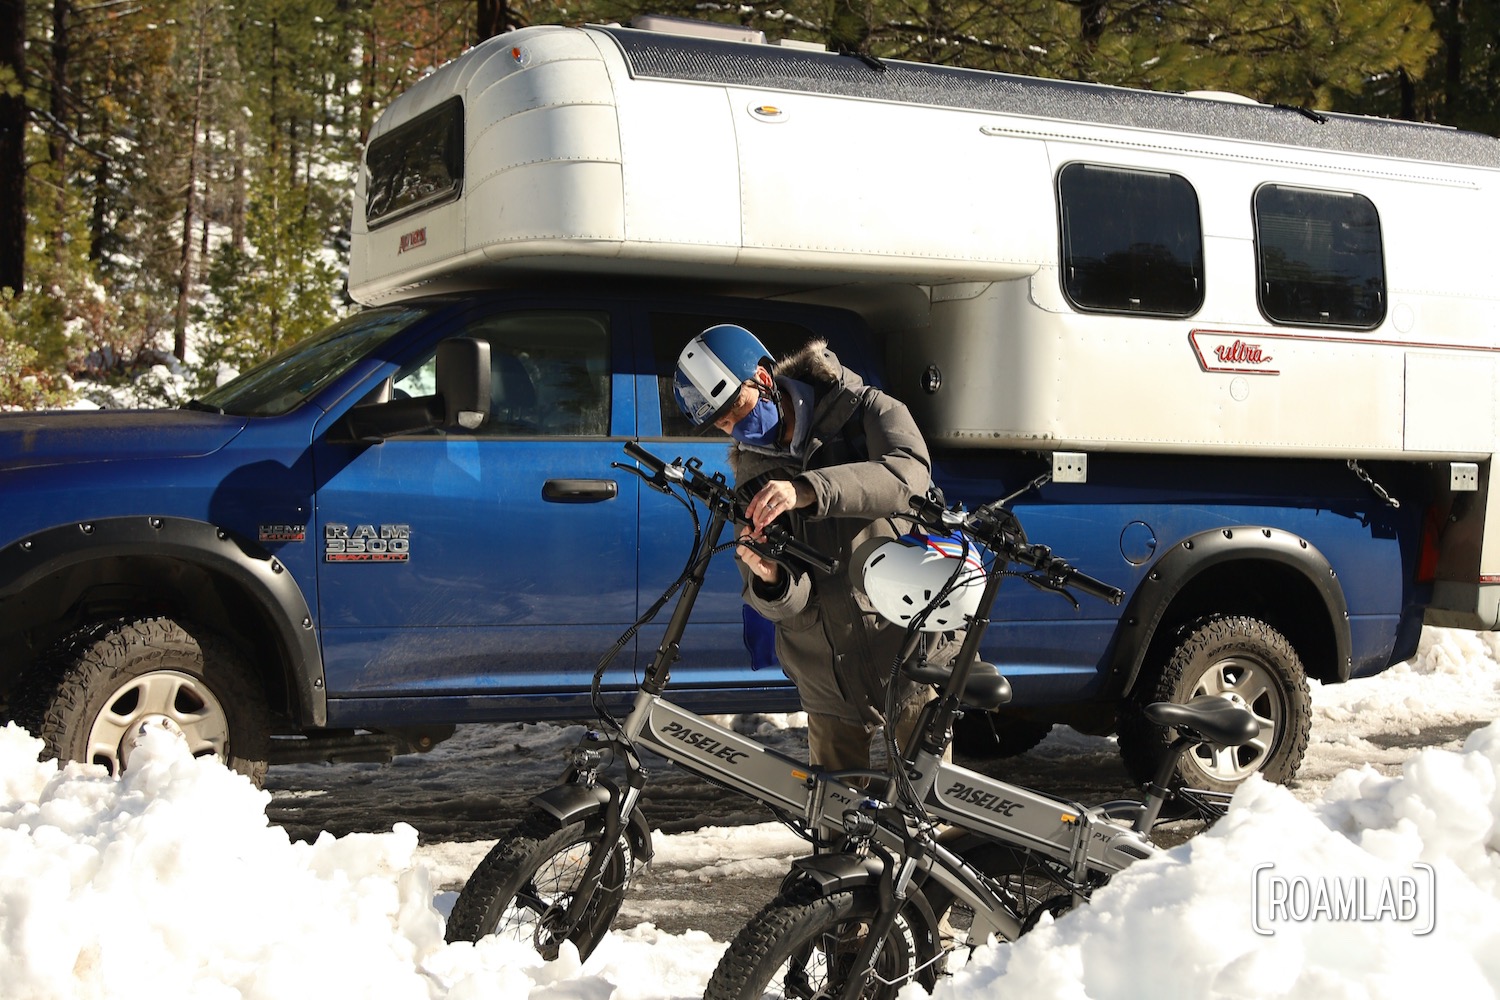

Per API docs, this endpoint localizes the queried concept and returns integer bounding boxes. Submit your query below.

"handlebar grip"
[760,525,840,576]
[1011,542,1124,606]
[623,440,666,475]
[1063,570,1125,606]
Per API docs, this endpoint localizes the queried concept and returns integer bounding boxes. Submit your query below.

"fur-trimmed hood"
[728,340,863,479]
[771,339,860,393]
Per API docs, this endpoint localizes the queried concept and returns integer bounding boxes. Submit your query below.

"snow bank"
[2,626,1499,998]
[925,724,1500,1000]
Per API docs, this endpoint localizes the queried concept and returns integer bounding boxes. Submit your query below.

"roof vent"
[1182,90,1260,105]
[628,15,767,45]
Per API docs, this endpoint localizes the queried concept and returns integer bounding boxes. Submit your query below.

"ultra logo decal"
[324,523,411,562]
[397,227,427,254]
[1190,329,1281,375]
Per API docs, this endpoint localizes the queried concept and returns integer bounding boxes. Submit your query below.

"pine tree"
[200,161,339,385]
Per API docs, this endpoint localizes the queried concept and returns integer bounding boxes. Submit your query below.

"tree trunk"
[1442,0,1464,120]
[174,16,209,361]
[50,0,70,258]
[0,0,26,295]
[1079,0,1108,48]
[476,0,511,41]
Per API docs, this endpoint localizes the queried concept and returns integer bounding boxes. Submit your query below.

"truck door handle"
[542,478,619,503]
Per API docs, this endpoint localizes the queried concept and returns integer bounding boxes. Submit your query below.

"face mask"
[729,396,781,448]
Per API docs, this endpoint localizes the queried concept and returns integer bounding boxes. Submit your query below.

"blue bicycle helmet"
[673,324,775,434]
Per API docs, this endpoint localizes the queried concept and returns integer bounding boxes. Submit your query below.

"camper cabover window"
[365,96,464,228]
[1057,163,1204,318]
[1254,185,1385,329]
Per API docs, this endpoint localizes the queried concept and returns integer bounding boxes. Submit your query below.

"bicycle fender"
[530,783,655,864]
[532,782,610,823]
[781,853,887,896]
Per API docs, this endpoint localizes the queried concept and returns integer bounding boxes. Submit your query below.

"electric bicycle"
[702,487,1261,1000]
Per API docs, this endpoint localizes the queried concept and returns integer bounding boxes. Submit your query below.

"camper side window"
[365,97,464,227]
[1057,163,1204,318]
[1254,185,1385,329]
[392,310,611,436]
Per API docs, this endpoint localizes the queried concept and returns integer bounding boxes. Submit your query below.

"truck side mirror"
[437,337,490,430]
[341,337,492,442]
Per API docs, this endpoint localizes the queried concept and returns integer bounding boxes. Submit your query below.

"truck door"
[311,304,641,722]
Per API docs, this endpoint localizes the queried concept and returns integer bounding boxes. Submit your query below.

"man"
[672,323,953,770]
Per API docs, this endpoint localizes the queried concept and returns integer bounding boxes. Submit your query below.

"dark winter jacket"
[732,340,947,727]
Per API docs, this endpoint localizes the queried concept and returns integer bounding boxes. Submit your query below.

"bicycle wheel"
[443,808,639,960]
[705,882,940,1000]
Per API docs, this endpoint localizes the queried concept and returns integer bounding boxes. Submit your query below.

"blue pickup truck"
[0,287,1431,792]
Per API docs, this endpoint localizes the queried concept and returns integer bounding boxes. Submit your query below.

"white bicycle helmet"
[861,529,986,631]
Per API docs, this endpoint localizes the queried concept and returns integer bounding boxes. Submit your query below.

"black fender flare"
[532,782,655,865]
[0,515,327,725]
[1106,524,1351,697]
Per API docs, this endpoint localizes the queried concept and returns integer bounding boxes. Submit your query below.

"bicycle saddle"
[1143,695,1260,747]
[902,659,1012,709]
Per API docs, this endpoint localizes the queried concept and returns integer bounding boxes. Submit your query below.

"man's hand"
[747,479,811,533]
[740,479,813,584]
[735,525,782,584]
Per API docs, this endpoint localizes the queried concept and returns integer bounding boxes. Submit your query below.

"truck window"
[1254,184,1385,329]
[394,310,611,435]
[365,96,464,228]
[1057,163,1204,317]
[200,304,435,416]
[649,313,835,438]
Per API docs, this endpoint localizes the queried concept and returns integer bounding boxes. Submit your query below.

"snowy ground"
[4,625,1500,999]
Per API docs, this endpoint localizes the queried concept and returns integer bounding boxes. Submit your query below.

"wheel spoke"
[1227,667,1273,709]
[137,674,184,717]
[1194,666,1232,698]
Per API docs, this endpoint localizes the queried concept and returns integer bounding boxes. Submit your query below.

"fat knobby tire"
[444,810,633,961]
[1118,614,1311,792]
[704,882,937,1000]
[15,616,270,785]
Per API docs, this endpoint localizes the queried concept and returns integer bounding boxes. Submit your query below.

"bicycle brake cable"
[590,480,702,730]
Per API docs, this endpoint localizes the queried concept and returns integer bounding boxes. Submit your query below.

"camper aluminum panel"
[726,88,1053,281]
[609,73,741,256]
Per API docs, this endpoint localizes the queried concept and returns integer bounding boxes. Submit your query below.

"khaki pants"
[806,689,952,771]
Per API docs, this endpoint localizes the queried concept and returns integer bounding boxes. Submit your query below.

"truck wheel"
[1117,615,1311,793]
[951,712,1052,759]
[17,617,271,786]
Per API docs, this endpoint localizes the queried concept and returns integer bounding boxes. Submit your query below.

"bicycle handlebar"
[622,440,669,480]
[621,441,839,576]
[908,494,1124,606]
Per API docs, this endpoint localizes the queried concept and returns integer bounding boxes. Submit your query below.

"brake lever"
[611,460,674,495]
[1017,572,1081,610]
